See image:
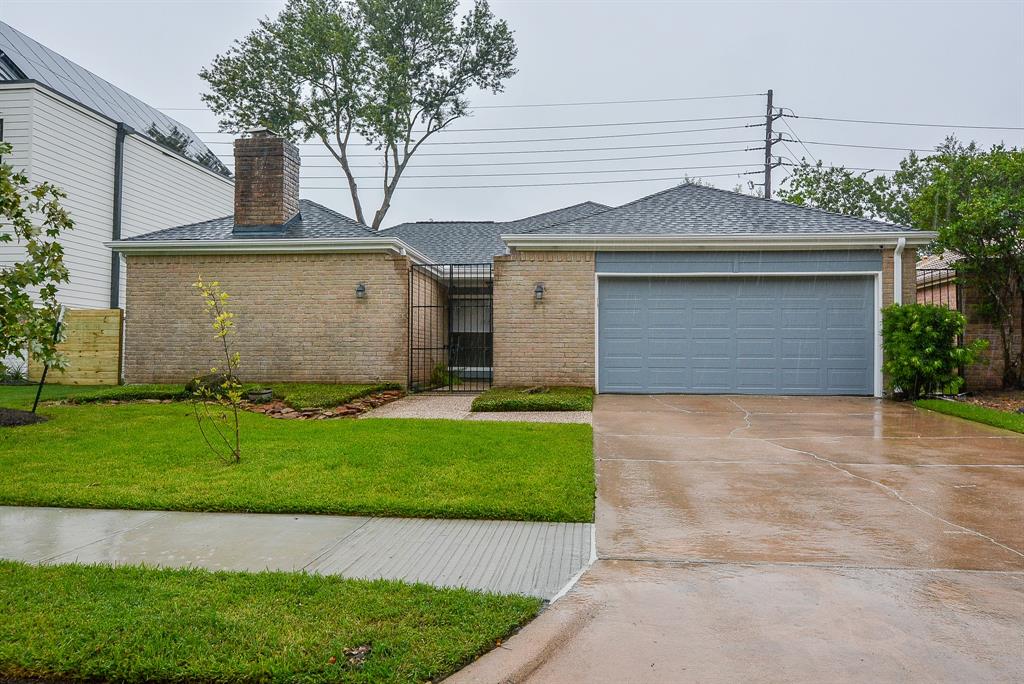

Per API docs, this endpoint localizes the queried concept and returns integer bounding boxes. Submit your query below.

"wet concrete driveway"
[451,396,1024,683]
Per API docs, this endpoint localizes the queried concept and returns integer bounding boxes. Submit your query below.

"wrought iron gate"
[409,263,493,392]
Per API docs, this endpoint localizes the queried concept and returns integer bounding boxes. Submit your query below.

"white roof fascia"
[500,231,937,251]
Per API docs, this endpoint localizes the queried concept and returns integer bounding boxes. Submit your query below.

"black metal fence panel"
[409,263,493,392]
[915,267,961,311]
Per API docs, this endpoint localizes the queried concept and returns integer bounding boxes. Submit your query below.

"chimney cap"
[243,127,281,138]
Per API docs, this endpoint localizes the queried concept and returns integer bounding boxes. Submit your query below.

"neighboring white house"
[0,21,233,312]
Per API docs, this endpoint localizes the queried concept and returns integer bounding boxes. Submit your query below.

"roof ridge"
[681,182,913,231]
[299,199,370,226]
[506,201,608,225]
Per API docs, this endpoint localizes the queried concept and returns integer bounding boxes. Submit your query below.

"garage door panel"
[782,368,825,390]
[599,276,874,395]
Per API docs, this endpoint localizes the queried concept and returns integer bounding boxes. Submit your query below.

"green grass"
[0,382,400,411]
[0,383,115,408]
[0,394,594,522]
[266,383,402,410]
[915,399,1024,434]
[472,386,594,412]
[0,560,540,684]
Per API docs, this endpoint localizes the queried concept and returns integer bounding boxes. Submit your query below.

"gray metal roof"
[119,200,375,241]
[521,183,915,235]
[0,21,218,163]
[383,202,609,263]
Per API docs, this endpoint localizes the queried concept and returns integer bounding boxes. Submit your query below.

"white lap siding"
[0,83,232,311]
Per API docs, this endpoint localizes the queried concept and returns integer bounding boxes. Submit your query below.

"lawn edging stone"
[248,389,405,420]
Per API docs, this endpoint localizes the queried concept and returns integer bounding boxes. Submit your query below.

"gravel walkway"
[362,394,592,424]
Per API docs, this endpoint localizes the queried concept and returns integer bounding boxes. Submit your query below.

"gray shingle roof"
[382,202,609,263]
[0,21,217,163]
[520,183,915,235]
[120,200,375,241]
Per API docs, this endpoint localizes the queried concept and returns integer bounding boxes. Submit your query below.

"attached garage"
[595,251,882,396]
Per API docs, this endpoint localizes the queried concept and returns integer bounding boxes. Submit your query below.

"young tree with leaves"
[200,0,517,229]
[0,141,74,371]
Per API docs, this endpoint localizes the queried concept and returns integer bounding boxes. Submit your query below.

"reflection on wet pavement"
[452,395,1024,683]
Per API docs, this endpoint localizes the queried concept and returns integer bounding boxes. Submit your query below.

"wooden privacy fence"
[29,308,123,386]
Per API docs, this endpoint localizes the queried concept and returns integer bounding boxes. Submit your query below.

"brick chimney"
[233,128,300,231]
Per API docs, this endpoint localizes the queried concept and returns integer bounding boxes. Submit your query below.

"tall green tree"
[200,0,517,229]
[911,145,1024,387]
[777,139,1023,388]
[0,141,74,370]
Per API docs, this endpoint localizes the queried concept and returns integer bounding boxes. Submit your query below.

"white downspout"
[893,237,907,305]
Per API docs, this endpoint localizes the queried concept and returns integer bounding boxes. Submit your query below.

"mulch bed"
[958,391,1024,413]
[243,390,405,420]
[0,407,48,427]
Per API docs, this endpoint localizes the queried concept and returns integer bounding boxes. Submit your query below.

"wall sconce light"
[534,283,545,301]
[355,282,367,298]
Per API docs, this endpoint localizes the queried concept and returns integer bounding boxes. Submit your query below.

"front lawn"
[472,386,594,412]
[0,561,540,684]
[0,397,594,522]
[915,399,1024,434]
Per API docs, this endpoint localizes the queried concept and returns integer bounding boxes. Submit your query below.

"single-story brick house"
[110,130,934,397]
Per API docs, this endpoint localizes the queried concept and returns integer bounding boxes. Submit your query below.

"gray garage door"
[598,276,875,395]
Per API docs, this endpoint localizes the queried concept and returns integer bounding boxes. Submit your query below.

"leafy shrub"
[472,387,594,412]
[881,304,987,399]
[429,363,461,388]
[1,360,29,385]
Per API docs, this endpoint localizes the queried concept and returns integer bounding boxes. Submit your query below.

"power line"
[222,146,757,169]
[779,117,817,164]
[193,114,762,136]
[796,139,931,153]
[200,123,760,147]
[299,162,759,181]
[213,137,766,160]
[792,114,1024,131]
[780,162,900,173]
[298,169,762,190]
[159,92,766,112]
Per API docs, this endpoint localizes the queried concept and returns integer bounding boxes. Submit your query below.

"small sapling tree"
[191,278,242,463]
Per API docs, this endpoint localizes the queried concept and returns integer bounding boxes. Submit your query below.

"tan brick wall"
[881,247,917,309]
[124,253,408,384]
[963,280,1022,390]
[492,250,595,388]
[409,266,447,386]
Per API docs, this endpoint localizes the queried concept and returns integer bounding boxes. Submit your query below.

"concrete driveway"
[451,396,1024,683]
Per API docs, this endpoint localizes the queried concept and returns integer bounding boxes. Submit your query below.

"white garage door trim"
[593,271,883,397]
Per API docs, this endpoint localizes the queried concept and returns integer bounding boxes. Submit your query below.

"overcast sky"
[3,0,1022,227]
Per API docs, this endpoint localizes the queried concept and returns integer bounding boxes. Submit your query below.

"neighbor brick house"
[915,251,1022,390]
[111,130,933,397]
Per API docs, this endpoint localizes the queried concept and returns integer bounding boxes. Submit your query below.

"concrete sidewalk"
[361,394,592,424]
[0,506,593,600]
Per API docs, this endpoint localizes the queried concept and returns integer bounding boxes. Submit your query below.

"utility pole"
[763,89,783,199]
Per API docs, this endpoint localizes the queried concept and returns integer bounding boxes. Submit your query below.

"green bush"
[472,387,594,412]
[881,303,987,400]
[429,362,462,389]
